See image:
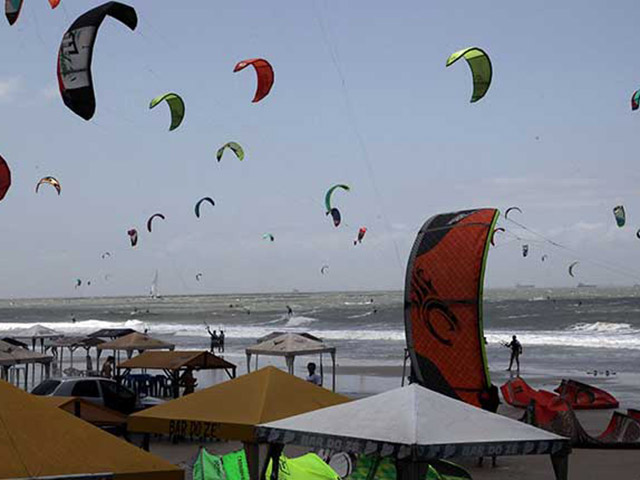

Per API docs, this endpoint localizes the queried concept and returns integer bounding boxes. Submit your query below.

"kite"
[568,261,579,278]
[36,176,61,195]
[5,0,59,26]
[233,58,274,103]
[149,93,185,131]
[632,90,640,111]
[541,254,549,262]
[328,208,341,227]
[146,213,165,233]
[446,47,492,103]
[522,244,529,257]
[0,155,11,202]
[75,278,81,288]
[504,207,522,219]
[127,228,138,247]
[262,233,275,242]
[195,197,215,218]
[57,2,138,120]
[325,184,350,213]
[354,227,367,245]
[613,205,626,227]
[101,252,111,259]
[195,273,203,281]
[320,265,329,275]
[216,142,244,162]
[490,227,505,246]
[637,229,640,240]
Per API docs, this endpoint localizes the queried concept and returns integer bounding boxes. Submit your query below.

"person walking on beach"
[306,362,322,386]
[505,335,523,373]
[206,325,219,353]
[218,330,225,353]
[101,356,115,378]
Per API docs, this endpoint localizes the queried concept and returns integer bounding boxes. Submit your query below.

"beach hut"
[47,336,104,375]
[88,327,138,340]
[117,350,237,398]
[245,332,337,391]
[0,340,53,389]
[0,379,183,479]
[12,324,63,352]
[96,332,175,366]
[257,383,572,480]
[128,366,350,479]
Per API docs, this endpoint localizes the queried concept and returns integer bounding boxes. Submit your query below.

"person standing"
[506,335,523,373]
[206,325,218,353]
[100,356,115,378]
[306,362,322,386]
[218,330,225,353]
[180,368,197,395]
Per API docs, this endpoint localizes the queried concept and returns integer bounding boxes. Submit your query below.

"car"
[32,377,142,414]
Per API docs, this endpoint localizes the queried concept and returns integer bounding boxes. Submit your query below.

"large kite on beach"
[233,58,274,103]
[146,213,165,232]
[404,208,498,408]
[149,93,185,131]
[446,47,492,103]
[0,155,11,202]
[216,142,244,162]
[5,0,59,26]
[36,176,61,195]
[613,205,626,227]
[194,197,215,218]
[57,2,137,120]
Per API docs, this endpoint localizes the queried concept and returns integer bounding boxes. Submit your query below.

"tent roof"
[118,350,236,371]
[0,380,182,479]
[88,328,138,339]
[38,396,127,427]
[12,324,62,339]
[258,384,570,461]
[246,333,335,357]
[0,340,53,366]
[97,332,175,352]
[128,366,349,441]
[49,336,105,348]
[256,331,324,344]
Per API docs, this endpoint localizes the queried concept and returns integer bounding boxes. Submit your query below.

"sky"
[0,0,639,298]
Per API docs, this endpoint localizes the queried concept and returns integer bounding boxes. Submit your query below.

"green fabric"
[324,184,350,212]
[149,92,185,131]
[265,453,339,480]
[216,142,245,161]
[426,465,443,480]
[222,450,250,480]
[348,456,395,480]
[446,47,492,103]
[192,448,225,480]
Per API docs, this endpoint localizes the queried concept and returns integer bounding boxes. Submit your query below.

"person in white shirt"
[306,362,322,386]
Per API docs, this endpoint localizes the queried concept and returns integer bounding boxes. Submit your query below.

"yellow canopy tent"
[97,332,175,364]
[38,396,127,428]
[128,366,349,479]
[0,379,183,480]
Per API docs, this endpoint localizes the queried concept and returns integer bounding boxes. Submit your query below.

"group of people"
[206,326,225,353]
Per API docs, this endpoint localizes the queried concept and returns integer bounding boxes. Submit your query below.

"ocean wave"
[284,316,318,327]
[344,301,374,306]
[347,312,374,319]
[568,322,635,333]
[0,319,145,335]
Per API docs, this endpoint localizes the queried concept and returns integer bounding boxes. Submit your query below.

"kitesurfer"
[218,330,225,353]
[505,335,523,373]
[206,325,219,353]
[286,305,293,317]
[306,362,322,386]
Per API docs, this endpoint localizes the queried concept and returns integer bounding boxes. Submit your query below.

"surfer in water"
[505,335,523,374]
[286,305,293,317]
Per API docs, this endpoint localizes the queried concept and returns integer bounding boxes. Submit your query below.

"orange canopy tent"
[0,379,183,480]
[38,396,127,428]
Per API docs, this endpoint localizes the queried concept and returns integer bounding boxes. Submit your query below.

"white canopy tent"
[258,384,571,480]
[245,333,337,391]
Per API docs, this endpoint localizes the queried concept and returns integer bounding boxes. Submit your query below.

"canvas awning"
[117,350,236,375]
[257,384,572,480]
[38,396,127,427]
[0,340,52,366]
[97,332,175,353]
[11,325,63,352]
[246,333,337,390]
[88,328,138,339]
[0,379,183,480]
[128,366,349,442]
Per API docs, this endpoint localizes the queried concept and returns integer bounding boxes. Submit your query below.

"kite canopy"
[195,273,202,281]
[194,197,215,218]
[613,205,626,227]
[490,227,504,246]
[354,227,367,245]
[263,233,275,242]
[57,1,138,120]
[632,90,640,111]
[216,141,244,162]
[522,244,529,257]
[404,208,498,408]
[328,208,341,227]
[146,213,165,233]
[127,228,138,247]
[149,93,185,131]
[568,261,579,277]
[35,176,61,195]
[6,0,59,25]
[324,184,350,213]
[233,58,274,103]
[504,206,522,219]
[446,47,492,103]
[320,265,329,275]
[0,155,11,202]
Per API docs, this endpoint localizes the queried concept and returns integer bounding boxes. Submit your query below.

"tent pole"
[319,353,324,386]
[331,352,336,392]
[551,452,569,480]
[247,353,252,373]
[243,441,260,480]
[24,364,28,390]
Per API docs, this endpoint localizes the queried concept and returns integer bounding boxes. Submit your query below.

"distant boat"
[577,282,597,288]
[515,283,536,289]
[150,270,161,299]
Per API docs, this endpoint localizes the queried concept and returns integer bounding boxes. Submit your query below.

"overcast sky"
[0,1,639,298]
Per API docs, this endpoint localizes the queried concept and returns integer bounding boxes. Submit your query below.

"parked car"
[31,377,156,414]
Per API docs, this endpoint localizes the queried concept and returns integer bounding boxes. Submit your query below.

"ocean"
[1,287,639,404]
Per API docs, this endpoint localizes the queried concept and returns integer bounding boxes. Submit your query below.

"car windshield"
[31,379,61,395]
